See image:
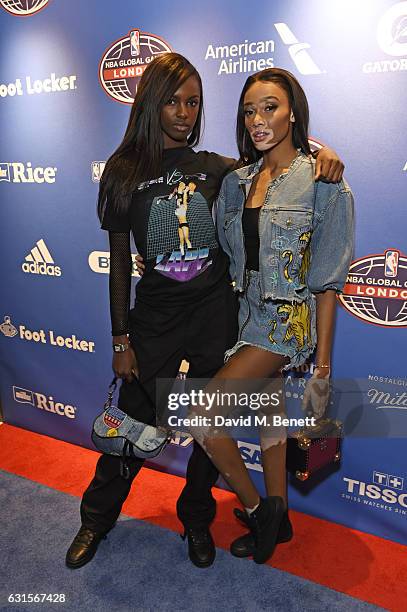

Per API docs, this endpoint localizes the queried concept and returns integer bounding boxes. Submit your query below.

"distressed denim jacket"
[216,152,354,301]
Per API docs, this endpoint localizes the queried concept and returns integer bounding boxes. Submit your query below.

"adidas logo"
[22,239,62,276]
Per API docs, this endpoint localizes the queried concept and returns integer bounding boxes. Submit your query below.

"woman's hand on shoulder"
[314,146,344,183]
[113,346,139,383]
[134,254,145,276]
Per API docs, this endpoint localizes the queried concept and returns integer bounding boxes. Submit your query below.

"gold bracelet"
[315,364,330,369]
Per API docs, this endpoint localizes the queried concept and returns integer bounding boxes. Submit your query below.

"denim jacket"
[216,152,354,302]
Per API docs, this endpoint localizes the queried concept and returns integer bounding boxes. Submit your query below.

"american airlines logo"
[22,239,62,276]
[274,23,323,75]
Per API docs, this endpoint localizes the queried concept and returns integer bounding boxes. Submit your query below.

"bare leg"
[192,346,288,509]
[261,373,288,509]
[261,442,287,509]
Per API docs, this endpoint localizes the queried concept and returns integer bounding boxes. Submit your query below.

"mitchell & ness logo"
[22,239,62,276]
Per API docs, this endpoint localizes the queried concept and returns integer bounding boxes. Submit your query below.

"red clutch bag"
[286,418,342,481]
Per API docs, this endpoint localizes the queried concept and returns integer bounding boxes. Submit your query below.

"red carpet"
[1,423,405,611]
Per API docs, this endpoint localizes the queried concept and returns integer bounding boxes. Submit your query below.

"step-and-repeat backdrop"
[1,0,406,545]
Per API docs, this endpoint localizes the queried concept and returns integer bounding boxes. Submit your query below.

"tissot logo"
[22,239,61,276]
[0,162,57,184]
[13,385,77,419]
[342,470,407,514]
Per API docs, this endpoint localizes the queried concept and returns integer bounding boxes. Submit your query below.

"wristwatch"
[113,342,130,353]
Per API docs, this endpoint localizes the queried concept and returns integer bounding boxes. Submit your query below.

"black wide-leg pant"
[80,281,238,533]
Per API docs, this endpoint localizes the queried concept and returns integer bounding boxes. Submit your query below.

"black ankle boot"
[181,527,216,568]
[246,496,285,564]
[230,508,292,558]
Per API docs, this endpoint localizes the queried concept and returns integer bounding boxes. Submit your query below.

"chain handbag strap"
[104,375,158,413]
[104,377,118,411]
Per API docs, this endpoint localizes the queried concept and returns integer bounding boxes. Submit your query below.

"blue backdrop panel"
[1,0,406,545]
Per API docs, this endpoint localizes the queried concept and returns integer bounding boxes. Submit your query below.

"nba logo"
[91,161,106,183]
[130,30,140,56]
[384,249,399,277]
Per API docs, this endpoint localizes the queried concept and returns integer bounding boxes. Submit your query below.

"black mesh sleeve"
[108,231,132,336]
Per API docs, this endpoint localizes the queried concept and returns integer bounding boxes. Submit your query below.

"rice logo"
[0,162,57,184]
[274,23,323,75]
[338,249,407,327]
[13,385,77,419]
[0,0,49,16]
[22,239,61,276]
[237,440,263,472]
[99,29,172,105]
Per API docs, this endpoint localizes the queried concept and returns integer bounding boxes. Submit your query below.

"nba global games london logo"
[99,29,172,104]
[338,249,407,327]
[0,0,50,16]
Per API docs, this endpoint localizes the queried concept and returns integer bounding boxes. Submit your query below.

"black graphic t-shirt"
[101,147,237,307]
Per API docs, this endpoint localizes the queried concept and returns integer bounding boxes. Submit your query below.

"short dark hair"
[236,67,311,164]
[98,53,203,220]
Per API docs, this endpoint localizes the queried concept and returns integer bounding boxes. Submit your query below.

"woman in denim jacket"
[190,67,354,564]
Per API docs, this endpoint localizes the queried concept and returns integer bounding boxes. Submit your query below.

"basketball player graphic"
[175,181,196,255]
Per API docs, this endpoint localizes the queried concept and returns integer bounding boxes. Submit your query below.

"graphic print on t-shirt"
[146,180,218,282]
